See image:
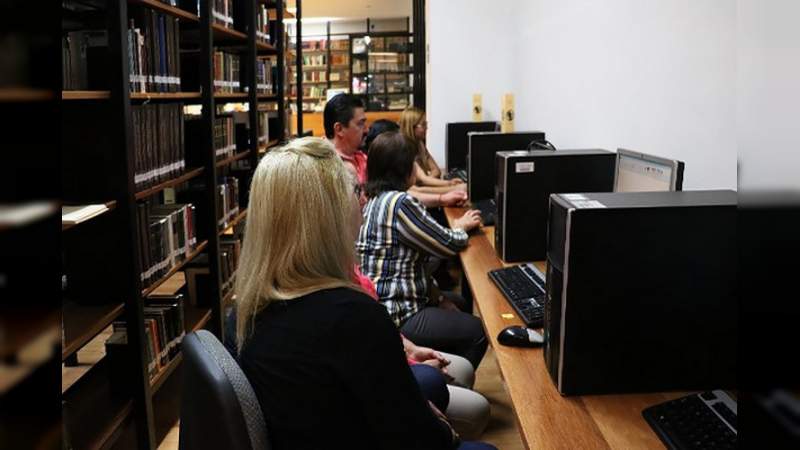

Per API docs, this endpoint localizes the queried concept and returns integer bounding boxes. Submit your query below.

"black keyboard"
[473,199,496,226]
[488,263,546,328]
[643,390,737,450]
[445,168,468,182]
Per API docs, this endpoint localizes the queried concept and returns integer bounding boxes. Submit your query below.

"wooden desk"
[445,207,685,449]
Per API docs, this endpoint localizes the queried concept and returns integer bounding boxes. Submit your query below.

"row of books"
[300,70,327,83]
[214,51,241,93]
[301,54,327,67]
[256,4,271,43]
[127,9,181,93]
[212,0,234,29]
[137,202,197,287]
[217,177,240,229]
[292,86,327,98]
[106,294,186,379]
[132,103,186,191]
[220,237,241,296]
[214,116,237,160]
[256,59,273,94]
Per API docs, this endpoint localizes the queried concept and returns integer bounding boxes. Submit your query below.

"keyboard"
[643,390,737,450]
[488,263,546,328]
[473,199,496,226]
[445,168,468,182]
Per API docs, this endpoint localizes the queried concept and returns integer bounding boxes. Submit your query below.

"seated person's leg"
[400,307,488,370]
[458,442,498,450]
[446,386,491,440]
[437,351,476,389]
[410,364,450,413]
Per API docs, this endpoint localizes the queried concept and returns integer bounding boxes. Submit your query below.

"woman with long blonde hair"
[400,107,466,194]
[232,137,495,450]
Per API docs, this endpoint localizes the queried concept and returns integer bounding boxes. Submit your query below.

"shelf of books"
[350,33,414,111]
[59,0,289,448]
[288,35,350,112]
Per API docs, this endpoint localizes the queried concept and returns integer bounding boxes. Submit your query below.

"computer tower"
[544,190,737,395]
[495,149,616,262]
[467,131,545,202]
[445,121,498,170]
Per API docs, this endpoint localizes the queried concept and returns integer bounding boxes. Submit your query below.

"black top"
[238,287,456,450]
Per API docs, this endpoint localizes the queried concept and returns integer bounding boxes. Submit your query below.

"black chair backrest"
[179,330,269,450]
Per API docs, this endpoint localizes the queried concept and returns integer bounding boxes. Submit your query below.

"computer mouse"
[497,326,544,347]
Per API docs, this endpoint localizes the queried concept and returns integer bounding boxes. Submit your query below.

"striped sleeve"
[394,193,469,258]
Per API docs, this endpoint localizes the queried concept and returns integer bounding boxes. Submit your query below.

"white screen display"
[616,154,674,192]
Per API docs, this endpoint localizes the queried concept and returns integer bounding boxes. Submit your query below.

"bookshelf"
[350,32,414,111]
[59,1,290,449]
[288,30,351,113]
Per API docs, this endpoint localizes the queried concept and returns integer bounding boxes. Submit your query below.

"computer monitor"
[445,121,498,170]
[467,131,545,202]
[614,148,685,192]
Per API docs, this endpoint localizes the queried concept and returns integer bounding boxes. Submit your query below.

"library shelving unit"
[287,28,351,113]
[60,0,288,448]
[350,32,414,112]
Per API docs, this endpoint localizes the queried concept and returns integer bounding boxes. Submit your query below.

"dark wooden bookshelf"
[0,307,59,360]
[60,0,291,447]
[130,92,202,101]
[129,0,200,22]
[215,150,251,168]
[219,208,247,234]
[185,305,213,332]
[212,23,248,42]
[62,358,134,450]
[258,139,280,154]
[141,240,209,296]
[62,302,125,361]
[0,88,54,102]
[134,167,204,200]
[62,90,111,100]
[150,354,182,393]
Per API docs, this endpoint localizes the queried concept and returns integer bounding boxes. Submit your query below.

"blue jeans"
[458,442,498,450]
[410,363,449,412]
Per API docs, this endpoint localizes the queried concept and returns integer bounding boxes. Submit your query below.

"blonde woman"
[400,107,466,194]
[233,137,495,450]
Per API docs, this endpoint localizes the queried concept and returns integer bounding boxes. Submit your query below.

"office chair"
[179,330,269,450]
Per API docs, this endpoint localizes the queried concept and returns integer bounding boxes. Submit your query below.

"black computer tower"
[445,121,498,170]
[495,149,616,262]
[544,190,737,395]
[467,131,545,202]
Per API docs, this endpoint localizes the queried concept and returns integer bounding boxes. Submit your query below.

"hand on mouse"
[454,209,481,231]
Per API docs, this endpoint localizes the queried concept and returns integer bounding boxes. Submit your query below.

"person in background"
[357,131,487,371]
[400,107,465,193]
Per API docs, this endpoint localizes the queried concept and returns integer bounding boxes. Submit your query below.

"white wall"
[737,0,800,191]
[426,0,517,168]
[427,0,741,190]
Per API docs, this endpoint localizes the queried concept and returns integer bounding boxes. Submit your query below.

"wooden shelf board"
[219,209,247,235]
[268,9,294,20]
[150,353,182,394]
[0,88,54,102]
[214,93,248,100]
[62,200,117,231]
[185,305,212,332]
[258,139,280,154]
[62,90,111,100]
[62,302,125,361]
[147,271,185,297]
[129,0,199,22]
[134,167,204,200]
[0,307,59,360]
[215,150,251,168]
[63,358,134,450]
[290,80,329,85]
[212,24,247,42]
[130,92,202,101]
[257,94,278,101]
[142,240,209,297]
[257,41,277,54]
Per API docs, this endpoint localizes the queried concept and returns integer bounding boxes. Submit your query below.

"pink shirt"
[337,149,368,187]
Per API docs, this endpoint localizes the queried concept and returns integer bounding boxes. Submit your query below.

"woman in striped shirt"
[357,131,488,371]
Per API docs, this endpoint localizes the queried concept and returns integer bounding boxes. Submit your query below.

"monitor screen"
[445,122,498,170]
[614,149,684,192]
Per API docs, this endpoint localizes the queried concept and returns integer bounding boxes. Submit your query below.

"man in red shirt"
[324,94,368,187]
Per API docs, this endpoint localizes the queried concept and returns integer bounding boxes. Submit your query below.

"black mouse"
[497,326,544,347]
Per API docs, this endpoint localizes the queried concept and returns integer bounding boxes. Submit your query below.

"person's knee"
[439,352,475,389]
[446,386,490,440]
[410,364,450,412]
